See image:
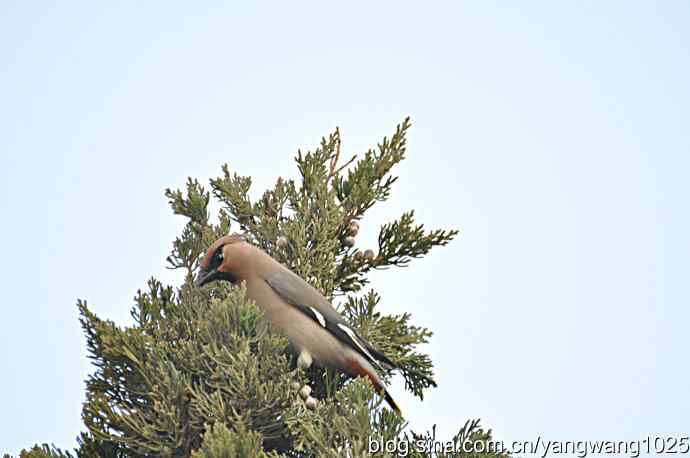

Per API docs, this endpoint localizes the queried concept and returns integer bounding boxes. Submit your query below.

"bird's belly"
[245,279,347,368]
[282,317,346,367]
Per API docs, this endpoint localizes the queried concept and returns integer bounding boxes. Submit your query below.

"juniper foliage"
[7,119,506,457]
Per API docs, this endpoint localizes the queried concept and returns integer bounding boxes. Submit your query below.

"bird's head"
[195,233,249,287]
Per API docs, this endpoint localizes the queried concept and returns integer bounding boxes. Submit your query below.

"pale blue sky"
[1,1,689,454]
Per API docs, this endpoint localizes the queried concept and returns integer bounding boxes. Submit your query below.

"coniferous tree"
[7,119,506,457]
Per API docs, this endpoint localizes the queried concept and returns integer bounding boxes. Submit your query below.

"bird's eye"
[210,249,224,268]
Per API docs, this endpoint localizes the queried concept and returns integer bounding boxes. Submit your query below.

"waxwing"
[195,234,402,415]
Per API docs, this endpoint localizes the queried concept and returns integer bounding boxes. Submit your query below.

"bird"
[194,233,402,415]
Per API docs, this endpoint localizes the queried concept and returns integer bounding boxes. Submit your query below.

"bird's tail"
[379,385,402,417]
[347,357,403,416]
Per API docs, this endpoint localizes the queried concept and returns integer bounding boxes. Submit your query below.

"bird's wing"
[264,269,343,322]
[264,269,396,371]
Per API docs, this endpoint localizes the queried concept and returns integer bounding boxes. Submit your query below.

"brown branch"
[328,127,341,180]
[333,155,356,177]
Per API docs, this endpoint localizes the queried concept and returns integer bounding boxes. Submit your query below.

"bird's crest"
[199,233,246,270]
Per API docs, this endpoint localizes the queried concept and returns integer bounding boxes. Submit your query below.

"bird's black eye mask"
[209,247,224,270]
[195,245,237,286]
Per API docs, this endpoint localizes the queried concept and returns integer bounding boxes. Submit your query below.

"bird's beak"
[195,268,237,287]
[195,268,213,287]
